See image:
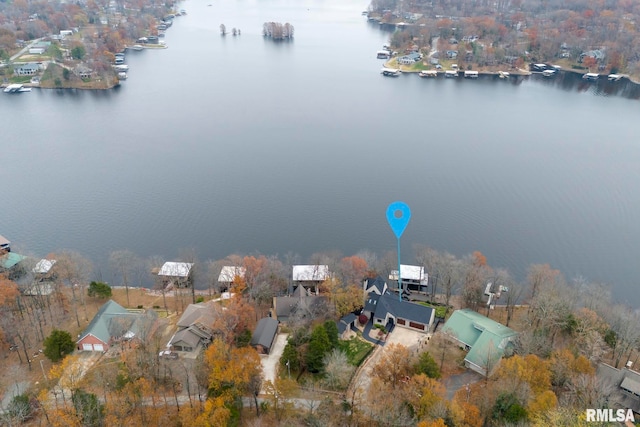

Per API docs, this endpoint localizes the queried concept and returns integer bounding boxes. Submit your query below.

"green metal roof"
[442,309,518,373]
[0,252,25,269]
[78,300,132,344]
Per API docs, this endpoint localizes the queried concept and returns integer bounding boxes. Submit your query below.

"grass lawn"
[337,336,374,367]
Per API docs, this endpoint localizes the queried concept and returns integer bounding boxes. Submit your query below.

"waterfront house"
[14,63,40,76]
[74,65,92,79]
[0,234,10,252]
[388,264,428,294]
[250,317,279,354]
[217,266,246,292]
[0,252,25,279]
[158,261,194,289]
[441,308,518,376]
[292,264,330,294]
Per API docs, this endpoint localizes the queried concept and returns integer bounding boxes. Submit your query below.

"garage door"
[82,343,93,351]
[93,344,104,352]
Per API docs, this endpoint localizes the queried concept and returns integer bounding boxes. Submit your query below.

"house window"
[397,319,406,325]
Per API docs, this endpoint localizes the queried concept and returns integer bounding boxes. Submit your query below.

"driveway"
[444,370,482,400]
[260,333,288,391]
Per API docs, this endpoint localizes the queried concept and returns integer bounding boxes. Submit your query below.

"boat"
[114,64,129,72]
[582,72,599,81]
[445,70,458,78]
[608,74,622,81]
[131,44,144,51]
[118,72,128,80]
[419,70,438,78]
[381,67,400,77]
[3,84,31,93]
[498,71,510,79]
[464,70,479,78]
[542,69,556,77]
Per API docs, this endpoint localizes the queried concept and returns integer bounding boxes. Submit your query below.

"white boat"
[381,67,400,77]
[114,64,129,72]
[3,84,29,93]
[498,71,510,79]
[419,70,438,78]
[542,69,556,77]
[582,72,599,81]
[118,72,128,80]
[464,70,479,78]
[131,44,144,51]
[608,74,622,81]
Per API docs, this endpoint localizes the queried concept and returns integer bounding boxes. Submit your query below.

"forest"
[1,244,639,426]
[368,0,640,77]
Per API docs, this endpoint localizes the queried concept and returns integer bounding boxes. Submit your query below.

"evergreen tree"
[43,329,75,362]
[306,325,331,373]
[415,351,441,379]
[323,320,339,349]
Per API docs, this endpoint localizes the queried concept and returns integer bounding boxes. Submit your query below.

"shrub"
[88,281,112,298]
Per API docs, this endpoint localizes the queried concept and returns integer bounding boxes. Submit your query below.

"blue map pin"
[386,201,411,239]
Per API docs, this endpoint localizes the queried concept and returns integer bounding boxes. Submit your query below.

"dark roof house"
[272,286,327,323]
[596,363,640,414]
[169,300,219,352]
[251,317,279,354]
[363,292,435,333]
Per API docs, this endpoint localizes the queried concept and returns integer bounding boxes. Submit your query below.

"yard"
[337,336,374,367]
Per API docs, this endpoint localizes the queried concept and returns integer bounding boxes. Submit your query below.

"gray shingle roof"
[251,318,278,349]
[373,293,434,324]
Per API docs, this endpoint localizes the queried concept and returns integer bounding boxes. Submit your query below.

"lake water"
[3,0,640,306]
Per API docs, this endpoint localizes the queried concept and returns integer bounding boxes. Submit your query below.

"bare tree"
[109,249,138,307]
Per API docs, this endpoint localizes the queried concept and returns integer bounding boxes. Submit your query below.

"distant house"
[74,65,92,79]
[441,308,518,376]
[217,266,246,291]
[158,261,194,288]
[169,300,219,352]
[0,252,26,278]
[362,292,435,333]
[337,313,358,340]
[389,264,428,294]
[14,63,40,76]
[251,317,279,354]
[272,286,327,323]
[397,52,422,65]
[0,234,10,252]
[77,300,148,352]
[33,259,56,277]
[596,363,640,414]
[292,265,330,294]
